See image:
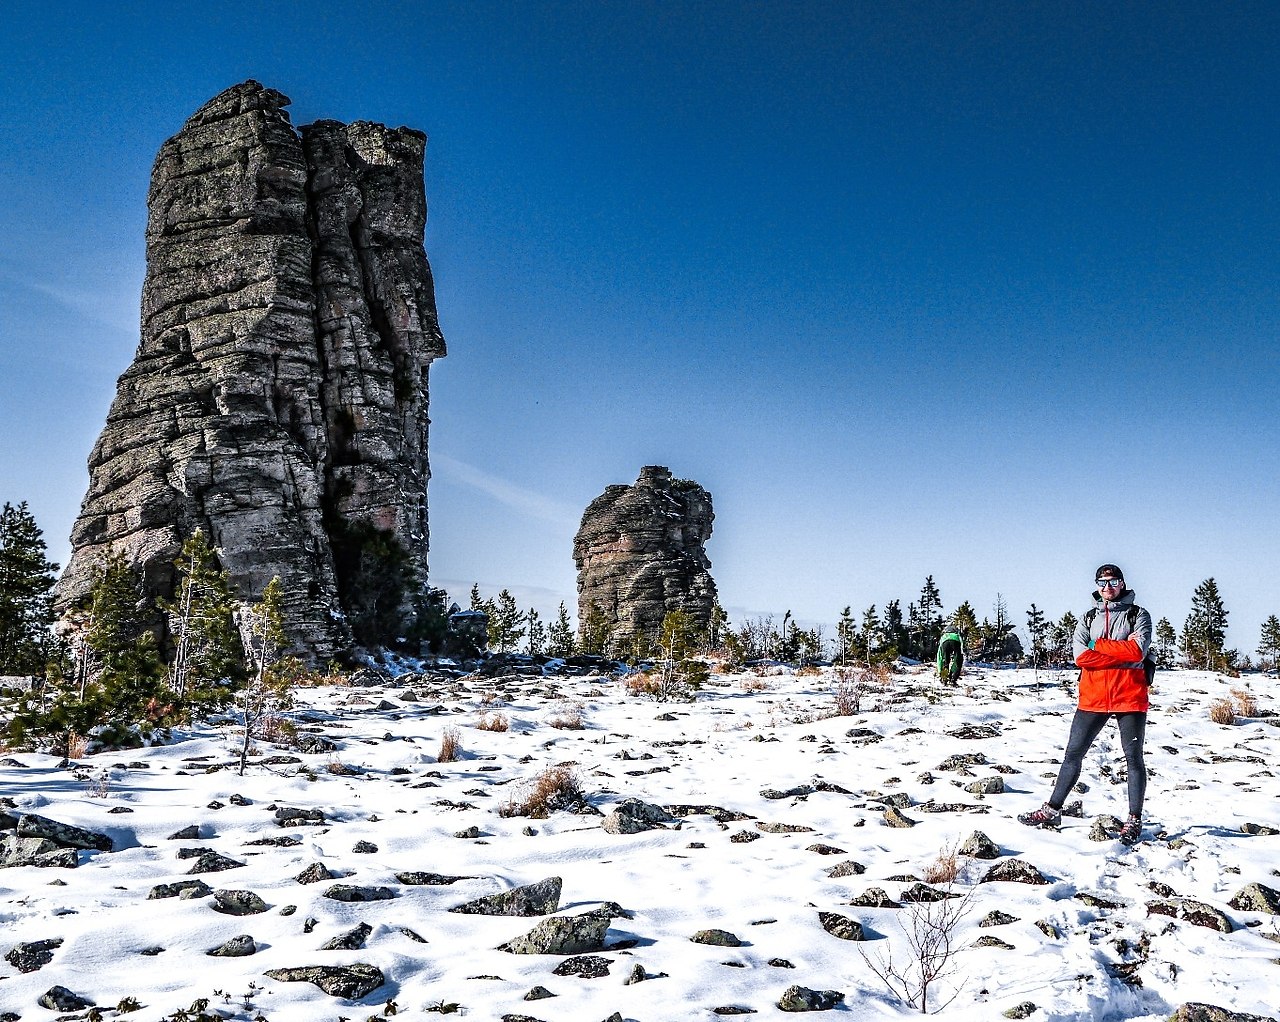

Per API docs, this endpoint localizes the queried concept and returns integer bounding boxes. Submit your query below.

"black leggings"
[1049,710,1147,816]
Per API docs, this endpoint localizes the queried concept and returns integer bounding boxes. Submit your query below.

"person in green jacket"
[937,626,964,685]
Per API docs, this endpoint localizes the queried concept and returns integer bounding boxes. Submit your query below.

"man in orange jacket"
[1018,564,1153,845]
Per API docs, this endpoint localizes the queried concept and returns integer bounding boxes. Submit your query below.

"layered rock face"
[573,466,717,654]
[56,81,446,658]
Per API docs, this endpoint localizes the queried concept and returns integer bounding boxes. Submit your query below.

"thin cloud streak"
[433,453,579,527]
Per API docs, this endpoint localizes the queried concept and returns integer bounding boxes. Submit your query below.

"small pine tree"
[647,609,710,700]
[1180,577,1233,671]
[1258,615,1280,671]
[0,501,60,676]
[705,601,729,653]
[916,576,944,658]
[835,605,856,665]
[578,602,612,656]
[1154,617,1178,668]
[1025,604,1049,667]
[487,589,525,653]
[235,576,303,775]
[1047,611,1077,666]
[526,608,546,655]
[161,529,245,708]
[547,602,576,658]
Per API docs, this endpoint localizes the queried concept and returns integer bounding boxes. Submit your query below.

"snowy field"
[1,663,1277,1022]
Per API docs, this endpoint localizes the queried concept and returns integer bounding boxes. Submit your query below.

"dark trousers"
[938,639,963,681]
[1049,710,1148,816]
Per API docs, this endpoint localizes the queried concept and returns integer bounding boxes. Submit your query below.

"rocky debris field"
[1,664,1278,1022]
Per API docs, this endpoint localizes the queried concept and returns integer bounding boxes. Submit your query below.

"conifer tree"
[883,599,907,657]
[1048,611,1078,665]
[648,609,709,700]
[1025,604,1049,667]
[486,589,525,653]
[950,601,980,653]
[917,576,944,654]
[1153,617,1178,667]
[161,529,245,707]
[0,501,60,675]
[835,606,856,665]
[1258,615,1280,671]
[579,602,612,656]
[705,601,729,653]
[547,602,576,658]
[525,608,546,655]
[1180,577,1232,670]
[235,576,304,775]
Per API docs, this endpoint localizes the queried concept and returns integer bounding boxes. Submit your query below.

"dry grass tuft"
[796,664,823,677]
[1208,699,1236,726]
[475,712,510,732]
[326,756,359,776]
[623,672,662,697]
[254,714,297,744]
[922,844,961,885]
[1230,687,1258,718]
[437,727,463,763]
[65,733,90,760]
[547,706,585,730]
[739,676,769,693]
[499,764,585,819]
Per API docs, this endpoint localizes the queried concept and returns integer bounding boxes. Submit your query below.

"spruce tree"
[1048,611,1078,665]
[1258,615,1280,671]
[835,606,855,665]
[579,602,612,656]
[859,604,883,664]
[1025,604,1049,667]
[917,576,944,656]
[486,589,525,653]
[951,601,979,653]
[1151,617,1177,667]
[161,529,245,708]
[0,501,60,675]
[235,576,303,774]
[526,608,546,656]
[883,599,907,657]
[1180,577,1232,670]
[547,602,576,658]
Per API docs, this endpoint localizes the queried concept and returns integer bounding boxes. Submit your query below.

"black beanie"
[1095,563,1124,580]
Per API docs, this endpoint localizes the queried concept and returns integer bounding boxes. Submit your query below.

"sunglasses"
[1096,578,1124,589]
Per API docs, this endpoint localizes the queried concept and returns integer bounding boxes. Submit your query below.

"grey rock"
[1146,898,1233,933]
[900,883,957,903]
[54,80,447,660]
[1167,1005,1277,1022]
[959,830,1001,858]
[691,928,742,946]
[550,954,613,978]
[973,934,1015,949]
[817,912,864,940]
[5,937,63,973]
[0,834,78,868]
[323,884,395,902]
[320,922,372,950]
[396,870,471,885]
[275,806,326,827]
[264,963,385,998]
[295,862,335,884]
[38,985,95,1011]
[187,850,246,874]
[211,889,269,915]
[207,934,257,957]
[149,879,213,900]
[824,859,866,878]
[602,798,675,834]
[16,813,112,851]
[524,985,556,1000]
[1227,882,1280,914]
[574,466,717,654]
[964,776,1004,795]
[449,876,562,916]
[168,824,202,840]
[882,806,917,828]
[1241,823,1280,836]
[981,859,1050,885]
[849,887,900,908]
[351,839,378,853]
[979,910,1020,927]
[777,985,845,1011]
[1089,814,1124,842]
[1003,1003,1037,1019]
[499,911,611,955]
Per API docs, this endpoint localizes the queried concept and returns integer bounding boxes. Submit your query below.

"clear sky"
[1,2,1277,655]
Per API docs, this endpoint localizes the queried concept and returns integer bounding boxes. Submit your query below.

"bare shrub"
[547,706,585,730]
[85,769,111,799]
[499,765,585,819]
[326,756,358,776]
[254,714,296,744]
[829,667,866,716]
[475,712,509,732]
[796,664,823,677]
[858,881,975,1013]
[437,727,463,763]
[739,676,769,693]
[478,689,504,707]
[65,732,90,761]
[922,843,960,885]
[1230,688,1258,718]
[1208,699,1236,725]
[624,672,661,697]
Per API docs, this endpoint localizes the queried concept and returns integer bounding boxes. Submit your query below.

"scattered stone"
[455,826,482,839]
[777,985,845,1012]
[524,985,555,1000]
[320,922,372,950]
[981,859,1049,885]
[825,860,866,877]
[17,814,113,851]
[691,928,742,947]
[1228,883,1280,914]
[207,934,257,957]
[757,821,816,834]
[849,887,900,908]
[900,883,957,903]
[1241,823,1280,836]
[187,851,246,874]
[396,871,473,885]
[730,829,760,843]
[295,862,335,885]
[352,839,378,853]
[1167,1005,1278,1022]
[264,963,385,998]
[818,912,863,941]
[168,825,201,840]
[938,753,987,770]
[972,934,1015,949]
[324,884,395,903]
[1035,920,1061,939]
[5,938,63,973]
[959,831,1001,859]
[38,986,94,1011]
[769,958,796,968]
[211,889,269,915]
[806,843,846,855]
[450,877,562,916]
[1003,1002,1038,1018]
[1089,815,1124,842]
[1146,898,1233,933]
[882,806,916,828]
[149,880,213,900]
[276,807,326,827]
[550,954,613,978]
[500,911,611,955]
[979,910,1019,927]
[602,799,675,834]
[1076,892,1123,910]
[964,777,1004,795]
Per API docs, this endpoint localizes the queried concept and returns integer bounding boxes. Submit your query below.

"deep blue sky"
[2,2,1277,653]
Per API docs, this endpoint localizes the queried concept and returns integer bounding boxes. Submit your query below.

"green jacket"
[937,630,964,671]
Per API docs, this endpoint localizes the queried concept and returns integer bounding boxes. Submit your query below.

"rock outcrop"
[55,81,446,658]
[573,466,717,655]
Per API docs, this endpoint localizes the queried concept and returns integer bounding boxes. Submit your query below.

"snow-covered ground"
[1,664,1277,1022]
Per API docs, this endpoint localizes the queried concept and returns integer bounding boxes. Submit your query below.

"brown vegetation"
[437,727,463,762]
[475,712,510,732]
[499,764,585,819]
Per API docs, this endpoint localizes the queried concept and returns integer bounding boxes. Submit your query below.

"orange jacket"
[1073,592,1152,713]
